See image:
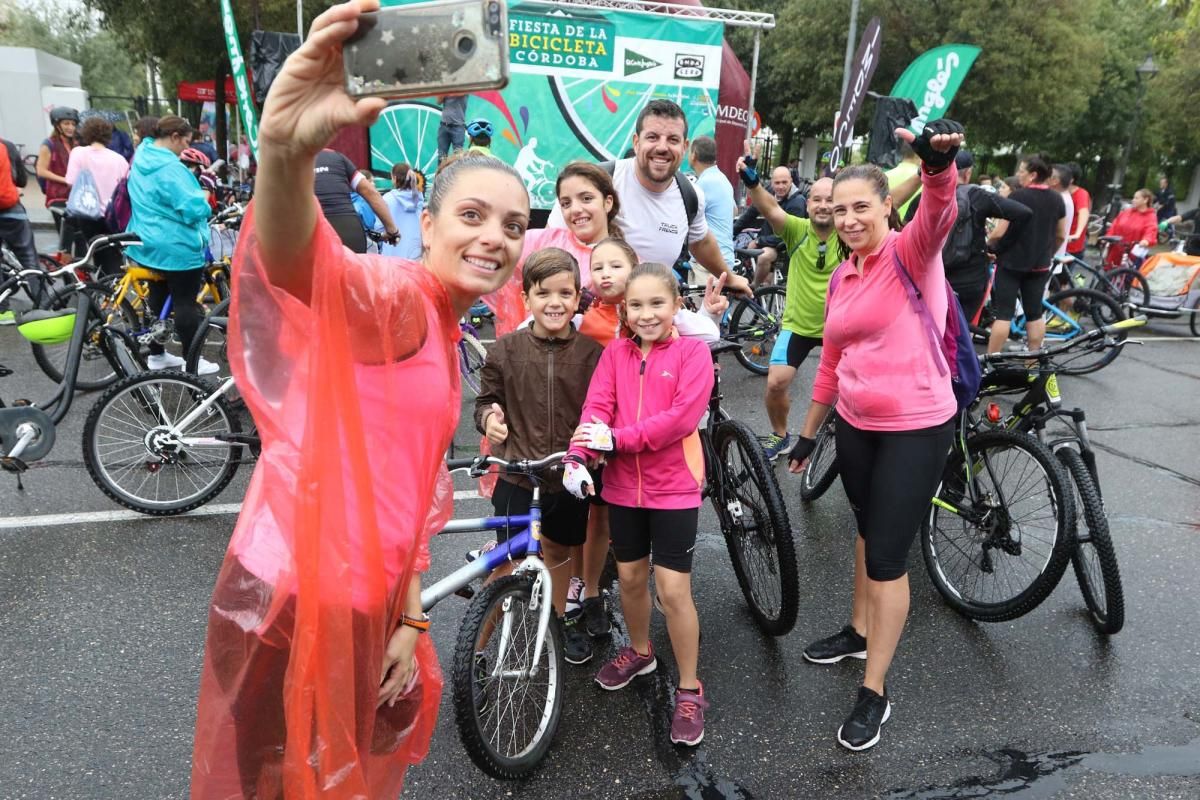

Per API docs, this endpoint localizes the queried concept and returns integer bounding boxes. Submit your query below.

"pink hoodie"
[571,333,714,509]
[812,163,958,431]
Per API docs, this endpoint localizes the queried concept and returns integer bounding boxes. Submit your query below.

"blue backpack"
[828,253,982,412]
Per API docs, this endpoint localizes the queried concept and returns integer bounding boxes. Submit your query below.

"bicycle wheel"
[1057,449,1124,634]
[1042,287,1128,375]
[459,328,487,397]
[799,411,839,503]
[451,573,564,779]
[185,299,234,380]
[711,420,799,635]
[30,285,128,391]
[1104,267,1151,311]
[727,286,786,376]
[922,428,1074,622]
[1190,295,1200,337]
[82,370,242,515]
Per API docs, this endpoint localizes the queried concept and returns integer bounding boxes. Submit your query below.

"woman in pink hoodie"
[563,262,715,747]
[785,120,965,752]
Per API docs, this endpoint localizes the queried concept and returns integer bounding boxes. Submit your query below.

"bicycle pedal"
[454,585,476,600]
[0,456,29,474]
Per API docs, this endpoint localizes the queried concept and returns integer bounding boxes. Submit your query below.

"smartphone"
[343,0,508,100]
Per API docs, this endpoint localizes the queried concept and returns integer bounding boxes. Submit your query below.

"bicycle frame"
[133,376,257,449]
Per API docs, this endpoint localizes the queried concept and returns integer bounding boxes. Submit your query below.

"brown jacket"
[474,325,604,492]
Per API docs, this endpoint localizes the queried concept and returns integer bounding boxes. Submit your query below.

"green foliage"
[1145,1,1200,163]
[0,1,147,100]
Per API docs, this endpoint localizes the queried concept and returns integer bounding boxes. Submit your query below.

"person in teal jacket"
[126,115,217,374]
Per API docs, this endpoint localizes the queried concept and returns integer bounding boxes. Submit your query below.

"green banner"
[890,44,980,134]
[221,0,260,160]
[371,0,724,208]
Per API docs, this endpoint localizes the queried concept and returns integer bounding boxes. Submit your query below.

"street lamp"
[1113,54,1158,193]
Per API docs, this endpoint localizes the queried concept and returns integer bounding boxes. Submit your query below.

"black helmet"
[50,107,80,125]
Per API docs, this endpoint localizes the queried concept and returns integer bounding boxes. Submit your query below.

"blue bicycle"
[426,452,567,779]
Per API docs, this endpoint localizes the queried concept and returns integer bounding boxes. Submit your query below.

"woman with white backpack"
[64,115,130,270]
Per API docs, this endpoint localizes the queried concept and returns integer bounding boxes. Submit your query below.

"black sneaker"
[837,686,891,751]
[581,596,611,637]
[562,615,593,664]
[803,624,867,664]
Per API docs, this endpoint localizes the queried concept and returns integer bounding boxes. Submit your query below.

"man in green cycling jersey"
[736,141,839,461]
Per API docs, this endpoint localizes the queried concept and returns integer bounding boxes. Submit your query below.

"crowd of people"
[3,1,1194,795]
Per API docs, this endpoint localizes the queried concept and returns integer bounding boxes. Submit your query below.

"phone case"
[344,0,509,100]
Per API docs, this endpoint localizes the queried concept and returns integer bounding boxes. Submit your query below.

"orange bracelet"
[401,613,430,633]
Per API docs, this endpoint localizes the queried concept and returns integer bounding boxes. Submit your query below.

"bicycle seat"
[1098,235,1124,244]
[708,339,743,358]
[1052,254,1077,265]
[736,247,765,259]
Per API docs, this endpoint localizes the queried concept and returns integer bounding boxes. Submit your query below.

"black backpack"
[3,139,27,188]
[599,159,699,271]
[942,184,980,268]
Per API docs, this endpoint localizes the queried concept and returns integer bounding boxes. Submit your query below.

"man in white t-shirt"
[1048,164,1075,261]
[548,99,751,296]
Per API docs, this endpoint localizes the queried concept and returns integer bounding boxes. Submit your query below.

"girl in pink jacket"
[564,262,715,747]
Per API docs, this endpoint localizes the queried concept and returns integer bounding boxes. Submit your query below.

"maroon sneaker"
[595,643,657,690]
[670,682,709,746]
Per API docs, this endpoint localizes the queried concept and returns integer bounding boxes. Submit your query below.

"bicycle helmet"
[49,106,80,126]
[16,307,77,345]
[180,147,212,168]
[466,118,494,139]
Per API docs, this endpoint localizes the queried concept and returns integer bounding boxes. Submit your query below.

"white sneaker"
[146,352,186,370]
[194,357,220,376]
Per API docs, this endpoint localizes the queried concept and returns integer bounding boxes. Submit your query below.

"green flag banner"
[221,0,260,160]
[890,44,980,134]
[372,0,724,208]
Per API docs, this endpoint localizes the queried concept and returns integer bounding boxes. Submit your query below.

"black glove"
[910,118,963,171]
[787,435,816,465]
[739,152,760,188]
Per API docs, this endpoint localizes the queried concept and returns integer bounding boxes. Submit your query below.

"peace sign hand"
[703,273,730,317]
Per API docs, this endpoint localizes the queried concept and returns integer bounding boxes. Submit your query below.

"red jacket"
[1107,207,1157,247]
[570,334,714,509]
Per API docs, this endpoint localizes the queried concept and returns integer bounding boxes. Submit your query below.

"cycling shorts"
[769,330,822,368]
[835,415,954,581]
[991,266,1051,322]
[607,505,699,573]
[492,479,588,547]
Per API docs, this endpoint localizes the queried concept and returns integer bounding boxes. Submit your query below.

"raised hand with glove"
[894,119,965,173]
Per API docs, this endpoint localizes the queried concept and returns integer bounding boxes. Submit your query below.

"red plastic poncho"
[191,200,458,799]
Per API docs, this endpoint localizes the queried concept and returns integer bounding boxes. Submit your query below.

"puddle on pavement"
[882,736,1200,798]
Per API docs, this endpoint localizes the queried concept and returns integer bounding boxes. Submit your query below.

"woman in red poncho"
[1104,188,1158,268]
[189,2,531,797]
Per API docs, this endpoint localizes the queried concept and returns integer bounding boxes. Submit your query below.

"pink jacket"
[812,163,958,431]
[571,334,714,509]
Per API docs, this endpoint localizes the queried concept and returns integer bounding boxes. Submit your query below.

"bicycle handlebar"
[446,451,568,477]
[982,315,1147,365]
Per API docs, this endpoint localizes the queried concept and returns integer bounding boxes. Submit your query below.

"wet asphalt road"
[1,238,1198,799]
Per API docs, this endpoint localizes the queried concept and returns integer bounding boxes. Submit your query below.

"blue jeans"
[437,123,465,159]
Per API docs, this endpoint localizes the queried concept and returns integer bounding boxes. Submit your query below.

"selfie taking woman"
[785,120,965,752]
[189,2,530,797]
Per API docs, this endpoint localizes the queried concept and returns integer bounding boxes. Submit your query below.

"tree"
[0,1,147,102]
[1144,1,1200,174]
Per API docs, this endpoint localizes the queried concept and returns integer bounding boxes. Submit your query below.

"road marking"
[1,491,484,530]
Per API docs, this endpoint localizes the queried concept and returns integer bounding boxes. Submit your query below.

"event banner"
[826,16,882,177]
[220,0,260,159]
[372,0,724,208]
[891,44,981,134]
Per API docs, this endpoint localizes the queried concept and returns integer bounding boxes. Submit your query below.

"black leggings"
[991,267,1051,322]
[144,266,204,356]
[327,213,369,254]
[835,415,955,581]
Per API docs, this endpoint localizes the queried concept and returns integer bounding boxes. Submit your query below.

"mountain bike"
[973,318,1145,634]
[427,452,568,779]
[922,317,1142,624]
[679,281,786,376]
[701,340,798,635]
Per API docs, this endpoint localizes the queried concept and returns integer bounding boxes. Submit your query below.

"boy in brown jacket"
[474,247,603,664]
